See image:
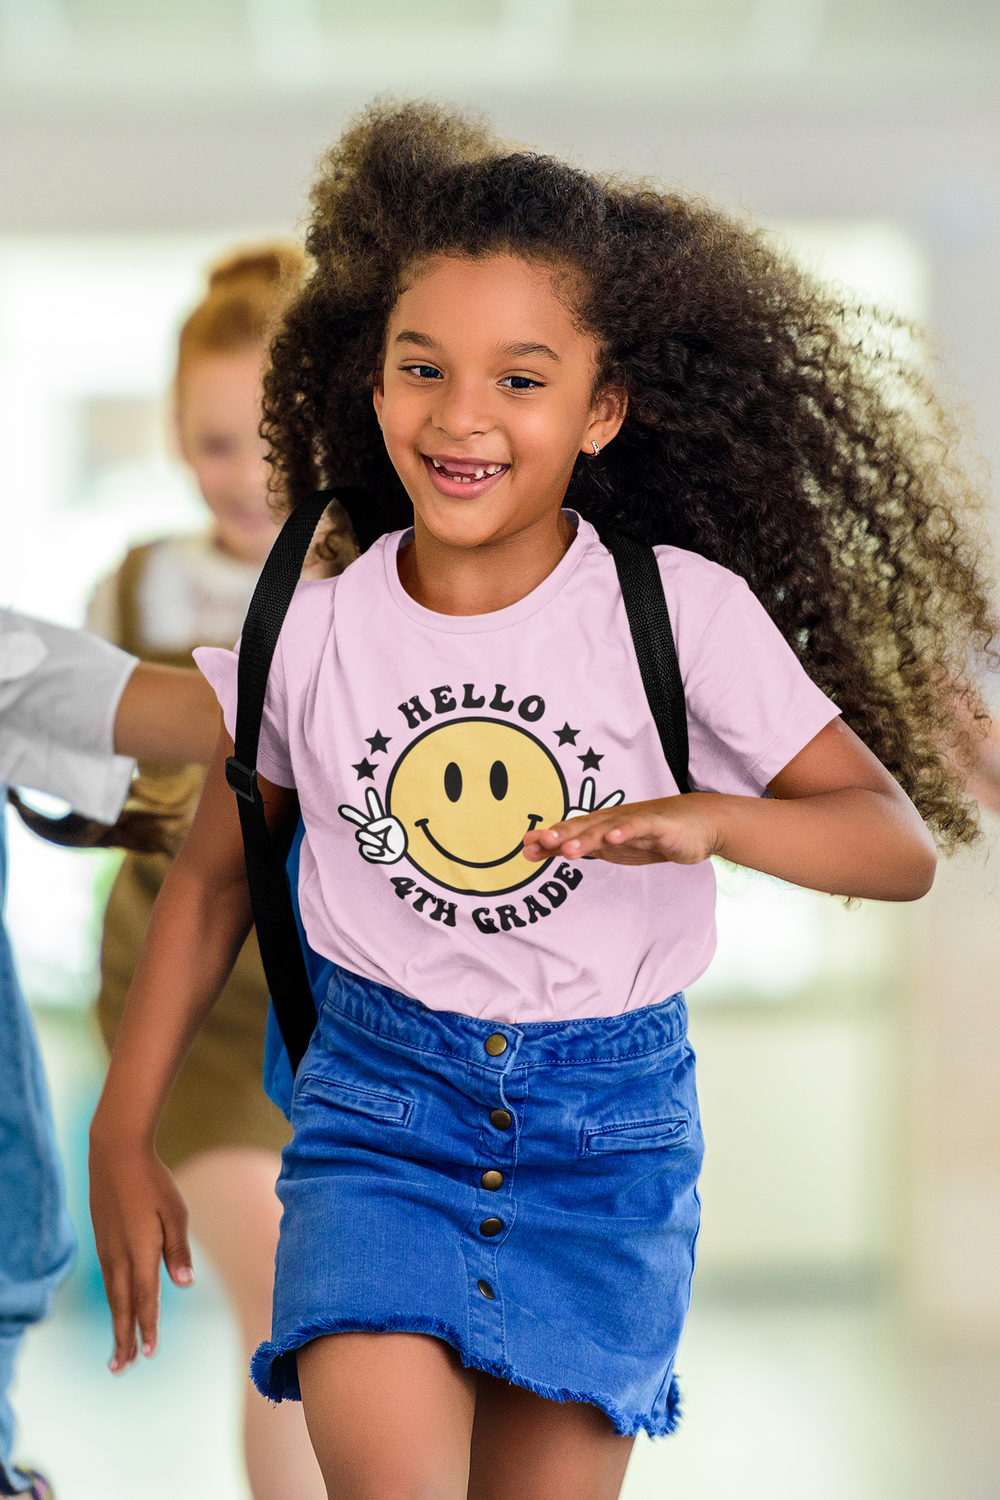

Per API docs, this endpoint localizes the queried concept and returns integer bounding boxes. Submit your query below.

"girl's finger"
[161,1211,195,1290]
[602,816,653,843]
[133,1263,162,1360]
[562,813,658,856]
[524,825,567,849]
[108,1265,139,1373]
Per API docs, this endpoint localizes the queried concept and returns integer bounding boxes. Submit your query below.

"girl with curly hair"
[90,101,992,1500]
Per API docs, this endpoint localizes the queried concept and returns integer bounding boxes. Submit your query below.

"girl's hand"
[523,795,720,866]
[89,1132,195,1373]
[523,722,937,902]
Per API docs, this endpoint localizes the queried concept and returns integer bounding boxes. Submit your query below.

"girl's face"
[176,348,280,567]
[374,253,625,552]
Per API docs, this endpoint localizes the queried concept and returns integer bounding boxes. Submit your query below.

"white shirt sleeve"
[0,609,139,822]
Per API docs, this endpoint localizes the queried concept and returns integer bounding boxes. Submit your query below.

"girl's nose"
[432,381,491,441]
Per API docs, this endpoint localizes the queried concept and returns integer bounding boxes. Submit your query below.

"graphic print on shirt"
[337,684,626,898]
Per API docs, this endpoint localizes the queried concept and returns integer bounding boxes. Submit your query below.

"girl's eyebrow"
[394,330,560,364]
[501,340,560,363]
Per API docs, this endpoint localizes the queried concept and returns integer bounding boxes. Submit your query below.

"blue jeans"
[0,798,76,1493]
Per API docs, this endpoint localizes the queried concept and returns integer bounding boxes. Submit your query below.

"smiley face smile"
[414,813,544,868]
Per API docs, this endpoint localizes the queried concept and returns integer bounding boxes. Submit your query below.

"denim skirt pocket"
[294,1072,414,1127]
[583,1116,690,1153]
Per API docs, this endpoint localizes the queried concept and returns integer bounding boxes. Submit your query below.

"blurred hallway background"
[2,2,1000,1496]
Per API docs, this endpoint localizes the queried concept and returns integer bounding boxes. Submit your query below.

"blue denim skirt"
[251,965,703,1437]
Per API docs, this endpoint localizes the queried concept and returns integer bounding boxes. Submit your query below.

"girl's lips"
[422,454,510,500]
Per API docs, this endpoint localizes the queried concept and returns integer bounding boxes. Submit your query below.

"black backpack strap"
[600,529,691,794]
[225,487,370,1073]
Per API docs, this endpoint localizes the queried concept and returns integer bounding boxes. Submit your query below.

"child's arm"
[112,663,221,765]
[88,729,298,1372]
[524,718,936,901]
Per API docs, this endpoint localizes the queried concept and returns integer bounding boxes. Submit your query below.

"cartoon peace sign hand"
[338,787,407,864]
[566,776,626,821]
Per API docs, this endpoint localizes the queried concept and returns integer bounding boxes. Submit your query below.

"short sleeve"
[194,638,296,788]
[673,567,841,795]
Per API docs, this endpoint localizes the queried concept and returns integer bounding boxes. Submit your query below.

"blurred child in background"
[87,245,347,1500]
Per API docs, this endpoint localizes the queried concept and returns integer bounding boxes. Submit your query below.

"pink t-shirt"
[196,515,839,1024]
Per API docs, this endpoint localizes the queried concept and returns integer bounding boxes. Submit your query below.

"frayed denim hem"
[250,1315,682,1438]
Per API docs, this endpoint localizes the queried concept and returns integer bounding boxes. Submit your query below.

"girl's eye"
[500,376,542,391]
[402,364,444,381]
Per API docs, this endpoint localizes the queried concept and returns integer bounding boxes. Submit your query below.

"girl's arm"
[112,663,222,765]
[88,729,298,1372]
[524,718,936,901]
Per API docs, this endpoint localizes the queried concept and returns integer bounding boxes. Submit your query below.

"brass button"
[478,1279,495,1300]
[479,1217,504,1237]
[485,1033,508,1056]
[490,1109,512,1130]
[481,1170,503,1192]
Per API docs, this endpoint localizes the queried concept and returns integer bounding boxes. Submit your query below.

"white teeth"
[428,460,508,481]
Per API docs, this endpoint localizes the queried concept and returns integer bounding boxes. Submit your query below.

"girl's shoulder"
[649,543,753,634]
[278,544,378,653]
[652,541,747,596]
[279,573,341,642]
[642,543,800,692]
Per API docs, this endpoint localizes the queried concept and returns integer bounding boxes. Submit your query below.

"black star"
[578,747,604,771]
[352,757,377,780]
[366,729,392,755]
[554,722,579,746]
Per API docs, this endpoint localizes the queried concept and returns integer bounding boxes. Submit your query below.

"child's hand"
[89,1135,195,1373]
[522,795,720,866]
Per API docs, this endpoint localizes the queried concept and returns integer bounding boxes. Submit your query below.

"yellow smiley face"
[385,718,569,895]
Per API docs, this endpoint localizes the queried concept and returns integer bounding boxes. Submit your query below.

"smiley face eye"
[444,762,463,802]
[489,761,508,800]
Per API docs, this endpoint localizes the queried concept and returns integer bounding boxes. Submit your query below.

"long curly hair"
[262,100,996,849]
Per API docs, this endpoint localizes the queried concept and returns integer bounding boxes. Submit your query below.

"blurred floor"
[10,1274,1000,1500]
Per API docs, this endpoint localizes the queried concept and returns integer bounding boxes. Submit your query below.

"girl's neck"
[397,509,576,616]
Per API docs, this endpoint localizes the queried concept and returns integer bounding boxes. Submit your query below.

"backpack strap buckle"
[225,757,259,803]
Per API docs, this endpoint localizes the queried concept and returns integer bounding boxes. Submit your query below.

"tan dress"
[89,537,292,1169]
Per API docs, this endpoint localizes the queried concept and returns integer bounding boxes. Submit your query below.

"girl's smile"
[422,453,511,499]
